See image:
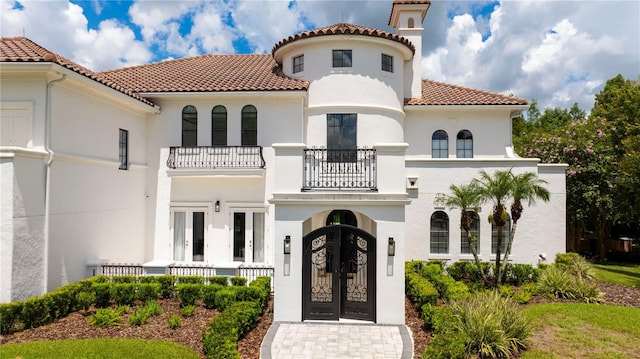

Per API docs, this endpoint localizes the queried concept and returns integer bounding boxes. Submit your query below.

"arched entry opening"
[302,223,376,321]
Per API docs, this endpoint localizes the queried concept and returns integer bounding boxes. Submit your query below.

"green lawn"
[592,262,640,288]
[0,338,201,359]
[522,303,640,359]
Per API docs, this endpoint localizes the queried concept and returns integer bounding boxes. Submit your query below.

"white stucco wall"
[0,154,47,302]
[43,76,151,290]
[404,159,566,266]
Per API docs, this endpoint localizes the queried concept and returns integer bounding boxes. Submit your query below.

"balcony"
[303,148,377,191]
[167,146,265,169]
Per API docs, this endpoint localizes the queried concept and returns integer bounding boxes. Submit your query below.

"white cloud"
[1,0,152,70]
[1,0,638,112]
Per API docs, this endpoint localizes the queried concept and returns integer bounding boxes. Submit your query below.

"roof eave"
[404,104,529,111]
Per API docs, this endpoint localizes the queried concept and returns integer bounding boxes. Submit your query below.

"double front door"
[302,225,376,321]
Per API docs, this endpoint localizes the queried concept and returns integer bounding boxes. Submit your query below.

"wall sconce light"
[284,235,291,255]
[388,237,396,256]
[215,200,220,212]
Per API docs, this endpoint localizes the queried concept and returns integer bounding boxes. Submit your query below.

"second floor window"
[211,105,227,146]
[381,54,393,72]
[241,105,257,146]
[432,130,449,158]
[118,129,128,170]
[293,55,304,73]
[332,50,352,67]
[327,113,357,162]
[182,105,197,147]
[456,129,473,158]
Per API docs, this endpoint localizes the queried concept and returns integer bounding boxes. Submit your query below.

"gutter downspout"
[44,72,66,293]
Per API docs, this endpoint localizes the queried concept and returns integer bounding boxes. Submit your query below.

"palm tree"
[446,183,488,283]
[498,172,550,283]
[472,169,514,285]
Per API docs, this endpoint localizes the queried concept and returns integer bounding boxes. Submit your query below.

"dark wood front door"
[302,225,376,321]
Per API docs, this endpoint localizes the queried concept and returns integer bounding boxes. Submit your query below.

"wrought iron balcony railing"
[167,146,265,169]
[303,148,377,191]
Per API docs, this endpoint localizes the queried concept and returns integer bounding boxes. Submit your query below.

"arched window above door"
[326,210,357,226]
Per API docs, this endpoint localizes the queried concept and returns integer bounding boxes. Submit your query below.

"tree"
[500,172,550,283]
[527,99,541,124]
[472,169,513,285]
[569,102,586,121]
[446,183,488,283]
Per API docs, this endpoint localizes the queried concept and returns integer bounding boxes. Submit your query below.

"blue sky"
[2,0,639,113]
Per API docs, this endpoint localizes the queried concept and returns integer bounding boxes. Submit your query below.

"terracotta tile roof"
[0,37,154,107]
[99,54,308,93]
[406,79,528,106]
[389,0,431,26]
[272,23,415,56]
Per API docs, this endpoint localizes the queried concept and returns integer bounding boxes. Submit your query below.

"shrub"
[422,331,468,359]
[110,283,137,306]
[156,276,176,299]
[202,284,224,309]
[88,308,121,327]
[505,263,540,285]
[498,284,515,298]
[444,281,470,301]
[405,272,438,307]
[93,283,112,307]
[513,290,532,304]
[176,284,202,307]
[112,276,137,284]
[574,278,603,303]
[249,277,271,294]
[214,288,238,311]
[537,266,576,299]
[234,286,268,307]
[137,276,157,284]
[202,301,263,359]
[230,277,247,287]
[129,308,149,326]
[168,314,181,329]
[142,300,162,316]
[76,291,96,311]
[446,261,475,281]
[449,291,530,358]
[181,305,196,317]
[178,276,205,285]
[0,302,24,334]
[209,276,229,286]
[555,252,583,266]
[136,283,161,302]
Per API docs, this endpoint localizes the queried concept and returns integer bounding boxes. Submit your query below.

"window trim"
[432,130,449,158]
[381,53,393,73]
[456,129,473,158]
[293,54,304,73]
[211,105,227,146]
[460,211,480,254]
[430,211,450,254]
[241,105,258,146]
[182,105,198,147]
[332,49,352,68]
[118,128,128,170]
[491,215,511,255]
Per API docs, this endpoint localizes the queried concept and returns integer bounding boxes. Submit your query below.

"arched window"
[491,215,510,254]
[211,105,227,146]
[430,211,449,254]
[326,210,357,226]
[408,17,415,28]
[460,211,480,254]
[241,105,257,146]
[432,130,448,158]
[182,105,197,146]
[456,130,473,158]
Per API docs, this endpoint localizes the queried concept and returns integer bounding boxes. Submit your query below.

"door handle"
[185,240,189,246]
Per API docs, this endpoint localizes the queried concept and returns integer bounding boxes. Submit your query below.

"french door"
[171,208,208,262]
[232,211,265,263]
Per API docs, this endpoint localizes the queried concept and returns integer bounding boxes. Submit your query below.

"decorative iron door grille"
[302,225,376,321]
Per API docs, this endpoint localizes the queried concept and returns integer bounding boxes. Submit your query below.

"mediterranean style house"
[0,0,566,323]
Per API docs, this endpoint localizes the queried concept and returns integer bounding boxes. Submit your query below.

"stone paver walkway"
[260,322,413,359]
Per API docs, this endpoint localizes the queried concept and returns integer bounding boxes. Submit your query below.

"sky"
[2,0,639,113]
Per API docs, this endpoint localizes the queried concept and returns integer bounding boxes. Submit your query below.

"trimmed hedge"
[405,272,438,307]
[208,276,229,286]
[230,277,247,287]
[176,284,202,307]
[0,277,101,334]
[202,301,263,359]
